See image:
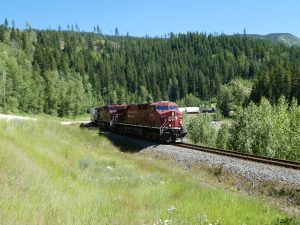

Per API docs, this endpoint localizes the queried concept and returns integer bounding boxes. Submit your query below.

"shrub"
[228,96,300,160]
[216,122,230,149]
[186,114,216,146]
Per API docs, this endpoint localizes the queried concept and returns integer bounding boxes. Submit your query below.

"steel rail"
[172,142,300,170]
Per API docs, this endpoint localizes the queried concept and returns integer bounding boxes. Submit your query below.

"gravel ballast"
[140,144,300,189]
[103,132,300,189]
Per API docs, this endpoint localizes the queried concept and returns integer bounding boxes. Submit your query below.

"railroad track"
[172,142,300,170]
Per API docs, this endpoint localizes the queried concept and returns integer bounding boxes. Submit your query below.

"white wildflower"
[167,205,177,213]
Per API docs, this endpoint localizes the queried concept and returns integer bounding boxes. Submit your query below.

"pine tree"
[96,25,101,34]
[4,18,8,27]
[0,25,6,42]
[115,27,119,36]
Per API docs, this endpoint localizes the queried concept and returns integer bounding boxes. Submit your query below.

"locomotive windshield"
[169,106,178,110]
[156,106,178,111]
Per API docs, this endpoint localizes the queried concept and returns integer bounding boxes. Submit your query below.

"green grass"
[0,120,298,225]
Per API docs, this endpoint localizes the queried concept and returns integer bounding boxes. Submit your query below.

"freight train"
[90,101,187,143]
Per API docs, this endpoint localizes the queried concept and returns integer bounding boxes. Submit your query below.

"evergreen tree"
[4,18,8,27]
[96,25,101,34]
[115,27,119,36]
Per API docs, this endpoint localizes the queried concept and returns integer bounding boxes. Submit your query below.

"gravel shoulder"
[140,144,300,189]
[103,131,300,189]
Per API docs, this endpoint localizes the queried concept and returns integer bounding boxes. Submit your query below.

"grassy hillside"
[0,119,297,224]
[249,33,300,46]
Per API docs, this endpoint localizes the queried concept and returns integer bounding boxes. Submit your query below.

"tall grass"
[0,120,297,224]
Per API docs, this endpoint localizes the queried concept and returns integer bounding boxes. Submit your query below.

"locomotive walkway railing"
[160,119,167,135]
[110,117,116,130]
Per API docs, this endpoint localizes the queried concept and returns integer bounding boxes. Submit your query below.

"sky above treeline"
[1,0,300,37]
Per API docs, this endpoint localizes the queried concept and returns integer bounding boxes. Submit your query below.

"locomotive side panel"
[124,104,152,127]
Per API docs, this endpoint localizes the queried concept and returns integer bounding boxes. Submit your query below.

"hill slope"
[249,33,300,46]
[0,119,295,224]
[1,26,300,117]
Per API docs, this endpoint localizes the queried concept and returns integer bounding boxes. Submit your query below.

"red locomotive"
[92,101,187,142]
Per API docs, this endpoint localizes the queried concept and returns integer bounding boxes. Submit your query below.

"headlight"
[168,124,171,127]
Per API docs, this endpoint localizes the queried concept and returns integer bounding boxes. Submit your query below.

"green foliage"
[217,79,252,116]
[288,99,300,160]
[212,110,224,121]
[1,25,300,118]
[139,85,153,103]
[187,96,300,161]
[69,75,86,119]
[217,85,232,116]
[176,93,200,107]
[228,97,300,160]
[186,114,216,146]
[216,122,230,149]
[250,59,296,104]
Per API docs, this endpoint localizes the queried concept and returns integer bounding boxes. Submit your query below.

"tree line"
[1,21,300,117]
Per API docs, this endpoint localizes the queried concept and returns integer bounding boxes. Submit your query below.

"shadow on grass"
[99,131,161,153]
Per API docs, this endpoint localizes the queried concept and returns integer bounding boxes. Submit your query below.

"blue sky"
[1,0,300,37]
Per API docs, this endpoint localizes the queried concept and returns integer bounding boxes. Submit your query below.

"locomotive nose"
[164,111,180,128]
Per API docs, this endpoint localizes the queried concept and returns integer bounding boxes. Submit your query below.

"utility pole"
[3,69,6,114]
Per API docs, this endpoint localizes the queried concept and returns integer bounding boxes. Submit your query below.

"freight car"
[93,101,187,143]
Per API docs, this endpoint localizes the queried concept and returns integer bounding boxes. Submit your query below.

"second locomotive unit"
[91,101,187,143]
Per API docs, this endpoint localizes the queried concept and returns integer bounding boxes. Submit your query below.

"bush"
[228,97,300,161]
[216,122,230,149]
[217,79,252,116]
[186,114,216,146]
[176,93,200,107]
[212,110,224,121]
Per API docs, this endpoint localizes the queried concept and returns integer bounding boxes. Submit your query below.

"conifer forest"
[1,22,300,160]
[1,23,300,117]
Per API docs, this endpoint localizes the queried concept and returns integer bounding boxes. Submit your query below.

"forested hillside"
[1,22,300,117]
